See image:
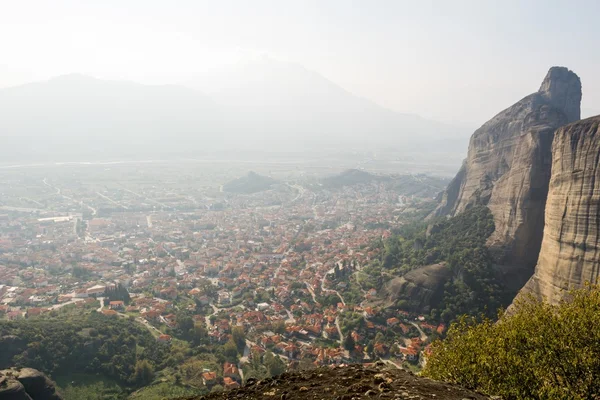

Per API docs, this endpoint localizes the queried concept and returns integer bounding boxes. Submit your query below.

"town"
[0,161,448,392]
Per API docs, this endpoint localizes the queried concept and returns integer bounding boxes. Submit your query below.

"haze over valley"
[2,2,600,400]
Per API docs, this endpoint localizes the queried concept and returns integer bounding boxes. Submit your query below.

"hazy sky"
[1,0,598,125]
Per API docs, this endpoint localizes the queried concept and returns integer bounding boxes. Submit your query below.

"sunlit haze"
[1,0,599,125]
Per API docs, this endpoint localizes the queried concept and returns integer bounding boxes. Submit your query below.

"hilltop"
[222,171,278,194]
[181,364,490,400]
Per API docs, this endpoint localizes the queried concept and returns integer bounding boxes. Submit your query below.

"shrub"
[423,285,600,399]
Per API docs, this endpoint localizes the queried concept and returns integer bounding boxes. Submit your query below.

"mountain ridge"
[0,62,468,164]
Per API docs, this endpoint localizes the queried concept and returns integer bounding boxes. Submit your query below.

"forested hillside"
[363,206,511,322]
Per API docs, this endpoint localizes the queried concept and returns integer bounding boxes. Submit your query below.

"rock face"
[383,263,451,312]
[517,116,600,304]
[0,368,62,400]
[434,67,582,289]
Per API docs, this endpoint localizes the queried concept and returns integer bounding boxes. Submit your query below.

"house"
[400,347,419,362]
[26,308,44,318]
[374,343,388,357]
[223,377,240,390]
[202,371,217,386]
[7,311,23,321]
[386,317,400,327]
[223,362,240,380]
[109,300,124,310]
[86,284,106,296]
[157,334,172,344]
[218,290,231,305]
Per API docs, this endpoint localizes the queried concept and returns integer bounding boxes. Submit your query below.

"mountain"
[222,171,277,194]
[0,74,224,161]
[0,63,468,165]
[432,66,582,291]
[517,116,600,304]
[321,169,448,198]
[187,57,468,152]
[321,169,388,188]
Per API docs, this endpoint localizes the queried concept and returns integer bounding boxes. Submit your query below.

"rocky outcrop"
[183,364,491,399]
[0,368,62,400]
[433,67,582,290]
[383,263,451,312]
[517,116,600,304]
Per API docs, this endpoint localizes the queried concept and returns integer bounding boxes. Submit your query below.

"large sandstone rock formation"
[518,116,600,303]
[0,368,62,400]
[383,263,451,312]
[434,67,582,290]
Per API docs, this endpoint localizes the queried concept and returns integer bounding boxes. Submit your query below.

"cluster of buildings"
[0,170,437,370]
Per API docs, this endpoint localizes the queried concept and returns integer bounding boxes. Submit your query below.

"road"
[96,296,161,336]
[49,298,86,310]
[319,269,346,306]
[410,322,428,342]
[121,187,171,210]
[334,316,344,345]
[381,359,403,370]
[96,191,128,209]
[43,178,97,216]
[97,297,105,312]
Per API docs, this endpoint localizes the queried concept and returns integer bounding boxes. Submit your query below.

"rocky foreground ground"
[0,367,62,400]
[185,363,491,400]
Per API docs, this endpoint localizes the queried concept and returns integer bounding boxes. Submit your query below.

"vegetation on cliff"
[375,206,509,321]
[424,285,600,399]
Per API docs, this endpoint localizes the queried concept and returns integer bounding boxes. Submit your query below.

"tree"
[263,351,286,377]
[104,284,131,305]
[176,311,194,339]
[366,341,374,357]
[223,339,238,361]
[211,384,224,393]
[343,332,355,352]
[424,286,600,400]
[132,359,154,386]
[232,326,246,353]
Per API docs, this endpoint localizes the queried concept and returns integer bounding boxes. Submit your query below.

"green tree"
[132,359,154,386]
[424,286,600,400]
[232,326,246,353]
[343,332,355,352]
[263,351,286,377]
[223,339,238,361]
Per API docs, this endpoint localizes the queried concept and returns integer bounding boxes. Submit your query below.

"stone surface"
[517,116,600,304]
[433,67,582,290]
[383,263,451,312]
[0,368,62,400]
[181,364,491,399]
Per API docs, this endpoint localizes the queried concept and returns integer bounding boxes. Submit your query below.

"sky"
[0,0,598,125]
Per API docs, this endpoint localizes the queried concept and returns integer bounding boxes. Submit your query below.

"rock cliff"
[434,67,582,289]
[0,368,62,400]
[518,116,600,303]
